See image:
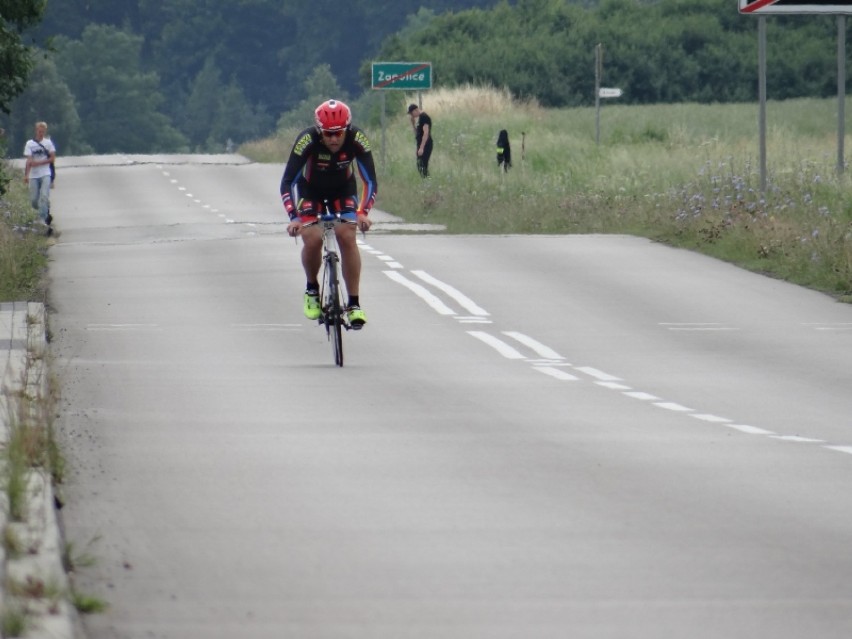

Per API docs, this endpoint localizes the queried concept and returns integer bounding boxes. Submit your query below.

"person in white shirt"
[23,121,57,234]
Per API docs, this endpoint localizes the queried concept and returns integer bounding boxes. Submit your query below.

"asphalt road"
[48,155,852,639]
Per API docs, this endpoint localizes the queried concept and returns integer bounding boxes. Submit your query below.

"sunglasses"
[321,129,346,139]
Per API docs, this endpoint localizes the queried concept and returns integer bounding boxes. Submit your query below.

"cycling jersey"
[280,126,378,221]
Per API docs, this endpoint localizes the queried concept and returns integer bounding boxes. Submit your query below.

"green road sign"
[371,62,432,90]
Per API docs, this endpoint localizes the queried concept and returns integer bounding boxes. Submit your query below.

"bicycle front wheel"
[324,265,344,367]
[330,307,343,367]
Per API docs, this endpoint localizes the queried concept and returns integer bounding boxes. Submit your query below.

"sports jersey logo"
[293,133,312,156]
[354,130,371,151]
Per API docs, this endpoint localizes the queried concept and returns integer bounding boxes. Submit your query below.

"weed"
[2,526,23,559]
[0,605,29,637]
[72,591,108,614]
[61,538,99,573]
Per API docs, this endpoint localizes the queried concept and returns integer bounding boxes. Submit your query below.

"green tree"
[207,78,273,150]
[2,55,90,157]
[277,65,346,131]
[142,0,297,127]
[0,0,46,191]
[0,0,46,113]
[183,56,223,148]
[54,25,187,153]
[183,58,273,151]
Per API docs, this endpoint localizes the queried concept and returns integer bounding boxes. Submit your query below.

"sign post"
[838,15,846,175]
[594,45,623,145]
[594,44,602,145]
[740,1,852,180]
[371,62,433,172]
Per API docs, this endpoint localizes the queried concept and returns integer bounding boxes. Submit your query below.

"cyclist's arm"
[351,152,375,233]
[280,131,313,220]
[354,155,377,216]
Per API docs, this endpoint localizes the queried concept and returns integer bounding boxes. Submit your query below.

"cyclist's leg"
[300,224,323,284]
[299,227,323,319]
[330,197,360,296]
[337,222,366,327]
[294,197,323,285]
[335,222,360,297]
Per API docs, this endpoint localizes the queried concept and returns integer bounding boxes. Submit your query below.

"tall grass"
[0,175,49,301]
[248,85,852,300]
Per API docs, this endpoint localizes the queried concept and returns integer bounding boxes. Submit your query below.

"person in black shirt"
[408,104,433,178]
[280,100,377,327]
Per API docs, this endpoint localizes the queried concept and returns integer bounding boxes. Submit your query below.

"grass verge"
[1,160,106,627]
[242,85,852,301]
[0,174,50,302]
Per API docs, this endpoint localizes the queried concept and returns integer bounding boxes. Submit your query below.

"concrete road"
[49,156,852,638]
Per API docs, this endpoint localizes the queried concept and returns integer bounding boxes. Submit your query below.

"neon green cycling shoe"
[304,292,321,320]
[347,306,367,328]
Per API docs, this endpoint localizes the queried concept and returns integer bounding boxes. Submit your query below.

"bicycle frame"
[317,210,350,367]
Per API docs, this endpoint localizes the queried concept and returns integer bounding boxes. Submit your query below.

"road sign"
[371,62,432,90]
[739,0,852,14]
[598,87,623,98]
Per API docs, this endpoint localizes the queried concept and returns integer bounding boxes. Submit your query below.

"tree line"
[0,0,498,157]
[375,0,848,107]
[1,0,849,158]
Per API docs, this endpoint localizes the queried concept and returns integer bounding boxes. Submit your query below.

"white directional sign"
[598,88,623,98]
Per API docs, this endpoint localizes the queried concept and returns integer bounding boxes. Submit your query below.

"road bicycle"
[315,208,352,367]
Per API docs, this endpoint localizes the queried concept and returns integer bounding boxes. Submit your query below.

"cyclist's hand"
[287,219,303,237]
[356,214,372,233]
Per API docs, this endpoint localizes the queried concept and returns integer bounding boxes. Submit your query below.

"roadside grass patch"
[0,175,48,302]
[71,591,108,614]
[243,86,852,300]
[0,605,29,637]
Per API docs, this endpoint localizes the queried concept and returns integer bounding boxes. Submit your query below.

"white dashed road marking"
[533,366,580,381]
[467,331,526,359]
[373,253,852,460]
[383,271,456,315]
[502,331,564,360]
[411,270,489,316]
[575,367,621,382]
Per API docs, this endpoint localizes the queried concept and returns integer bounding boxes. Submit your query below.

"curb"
[1,301,83,638]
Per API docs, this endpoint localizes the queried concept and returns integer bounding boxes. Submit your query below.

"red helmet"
[314,99,351,132]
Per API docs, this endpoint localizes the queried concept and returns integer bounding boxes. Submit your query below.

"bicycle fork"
[319,249,351,331]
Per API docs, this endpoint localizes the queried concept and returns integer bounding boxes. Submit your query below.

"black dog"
[496,129,511,172]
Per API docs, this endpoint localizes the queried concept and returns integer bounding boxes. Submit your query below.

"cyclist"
[280,100,377,327]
